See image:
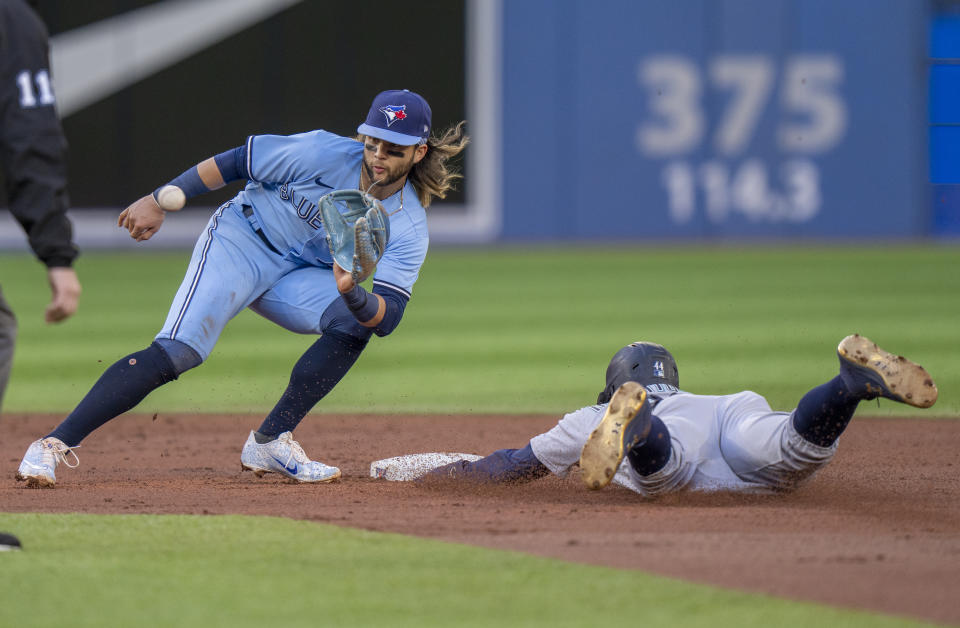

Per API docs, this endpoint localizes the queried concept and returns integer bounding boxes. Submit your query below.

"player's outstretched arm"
[424,443,550,483]
[118,148,248,242]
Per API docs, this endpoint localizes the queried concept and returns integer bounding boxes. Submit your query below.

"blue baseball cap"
[357,89,432,146]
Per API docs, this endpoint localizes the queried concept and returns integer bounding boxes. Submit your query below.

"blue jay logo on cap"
[379,105,408,127]
[359,90,431,145]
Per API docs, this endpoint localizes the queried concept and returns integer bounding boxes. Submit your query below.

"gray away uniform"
[530,387,836,496]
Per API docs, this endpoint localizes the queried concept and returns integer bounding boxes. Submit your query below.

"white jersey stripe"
[373,279,411,299]
[245,135,255,181]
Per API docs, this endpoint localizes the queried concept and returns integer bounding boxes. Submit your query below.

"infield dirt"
[3,413,958,625]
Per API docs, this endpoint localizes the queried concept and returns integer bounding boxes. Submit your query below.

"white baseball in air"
[156,185,186,211]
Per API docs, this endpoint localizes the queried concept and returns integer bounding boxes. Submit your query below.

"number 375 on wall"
[637,55,847,223]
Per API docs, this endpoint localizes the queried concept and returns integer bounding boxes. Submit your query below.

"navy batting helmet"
[597,341,679,404]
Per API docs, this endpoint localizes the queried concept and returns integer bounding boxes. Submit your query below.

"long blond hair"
[408,121,470,208]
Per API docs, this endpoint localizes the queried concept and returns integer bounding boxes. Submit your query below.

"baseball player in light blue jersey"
[426,335,938,495]
[16,89,469,487]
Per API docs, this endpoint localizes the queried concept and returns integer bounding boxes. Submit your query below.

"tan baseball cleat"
[580,381,651,490]
[837,334,938,408]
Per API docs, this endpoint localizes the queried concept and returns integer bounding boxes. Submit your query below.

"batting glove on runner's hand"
[318,189,390,283]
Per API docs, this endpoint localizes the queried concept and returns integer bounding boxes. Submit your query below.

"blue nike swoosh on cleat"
[315,177,334,190]
[270,456,298,475]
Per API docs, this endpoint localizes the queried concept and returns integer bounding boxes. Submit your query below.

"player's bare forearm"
[196,157,226,189]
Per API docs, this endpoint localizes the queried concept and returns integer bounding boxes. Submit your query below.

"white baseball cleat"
[240,431,341,483]
[580,381,651,490]
[15,437,80,488]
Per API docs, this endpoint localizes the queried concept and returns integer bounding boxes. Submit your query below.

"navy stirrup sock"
[257,331,367,437]
[792,375,861,447]
[47,342,178,446]
[626,414,671,476]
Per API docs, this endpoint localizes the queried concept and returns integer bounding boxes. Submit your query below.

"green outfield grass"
[1,245,957,416]
[1,245,956,627]
[0,513,928,628]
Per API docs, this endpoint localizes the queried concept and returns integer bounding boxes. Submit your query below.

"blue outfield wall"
[500,0,930,240]
[930,12,960,236]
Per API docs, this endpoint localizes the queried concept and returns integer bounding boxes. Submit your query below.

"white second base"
[370,452,483,481]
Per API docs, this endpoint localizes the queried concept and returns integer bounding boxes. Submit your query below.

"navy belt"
[241,205,281,255]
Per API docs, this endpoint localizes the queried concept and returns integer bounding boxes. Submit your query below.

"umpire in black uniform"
[0,0,80,411]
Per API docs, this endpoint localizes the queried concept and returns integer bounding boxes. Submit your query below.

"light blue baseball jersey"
[236,130,429,296]
[156,130,429,359]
